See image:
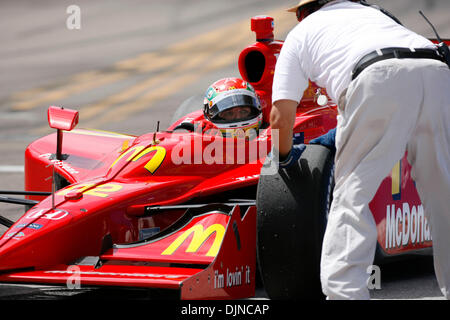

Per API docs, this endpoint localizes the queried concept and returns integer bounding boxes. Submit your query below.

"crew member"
[270,0,450,299]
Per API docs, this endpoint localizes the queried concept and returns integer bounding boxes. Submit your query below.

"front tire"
[256,145,334,299]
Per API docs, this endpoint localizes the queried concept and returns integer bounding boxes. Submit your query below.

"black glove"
[269,128,336,169]
[278,144,307,169]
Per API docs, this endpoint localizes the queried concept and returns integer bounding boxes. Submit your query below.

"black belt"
[352,47,445,80]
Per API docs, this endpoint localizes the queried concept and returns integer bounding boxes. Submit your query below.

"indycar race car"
[0,16,447,300]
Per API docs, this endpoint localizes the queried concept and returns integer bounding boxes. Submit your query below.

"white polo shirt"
[272,0,434,104]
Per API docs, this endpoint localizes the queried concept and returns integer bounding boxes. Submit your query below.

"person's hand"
[268,133,306,169]
[268,128,336,169]
[278,144,306,168]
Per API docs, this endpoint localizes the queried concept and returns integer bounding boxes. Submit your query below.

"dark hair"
[296,1,326,21]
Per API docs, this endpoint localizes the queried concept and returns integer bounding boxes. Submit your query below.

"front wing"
[0,205,256,300]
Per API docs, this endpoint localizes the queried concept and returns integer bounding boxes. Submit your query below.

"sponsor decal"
[110,145,166,174]
[385,202,432,249]
[162,223,225,257]
[5,232,25,240]
[57,182,123,198]
[15,223,43,230]
[25,209,69,221]
[391,160,401,200]
[213,265,251,289]
[366,156,430,252]
[39,153,79,175]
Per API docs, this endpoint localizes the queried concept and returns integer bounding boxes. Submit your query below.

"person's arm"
[270,99,298,159]
[270,31,308,163]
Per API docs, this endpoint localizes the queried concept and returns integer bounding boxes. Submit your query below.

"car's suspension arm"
[0,191,46,227]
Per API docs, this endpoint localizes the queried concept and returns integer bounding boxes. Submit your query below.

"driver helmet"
[203,77,262,137]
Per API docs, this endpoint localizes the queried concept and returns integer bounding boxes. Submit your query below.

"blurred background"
[0,0,448,299]
[1,0,448,139]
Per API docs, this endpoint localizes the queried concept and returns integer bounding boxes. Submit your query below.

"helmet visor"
[208,94,260,123]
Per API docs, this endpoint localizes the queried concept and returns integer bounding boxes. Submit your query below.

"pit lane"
[0,0,449,300]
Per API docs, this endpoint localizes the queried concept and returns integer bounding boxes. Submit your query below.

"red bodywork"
[0,17,445,299]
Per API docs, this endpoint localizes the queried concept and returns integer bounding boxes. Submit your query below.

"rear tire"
[256,145,334,299]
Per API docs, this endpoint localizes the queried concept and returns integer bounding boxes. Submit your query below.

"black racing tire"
[170,94,204,125]
[256,144,334,300]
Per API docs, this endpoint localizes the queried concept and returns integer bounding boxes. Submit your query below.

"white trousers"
[320,58,450,299]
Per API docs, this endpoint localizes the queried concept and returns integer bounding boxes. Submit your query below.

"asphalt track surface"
[0,0,449,301]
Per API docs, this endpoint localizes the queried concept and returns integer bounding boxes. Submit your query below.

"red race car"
[0,16,445,300]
